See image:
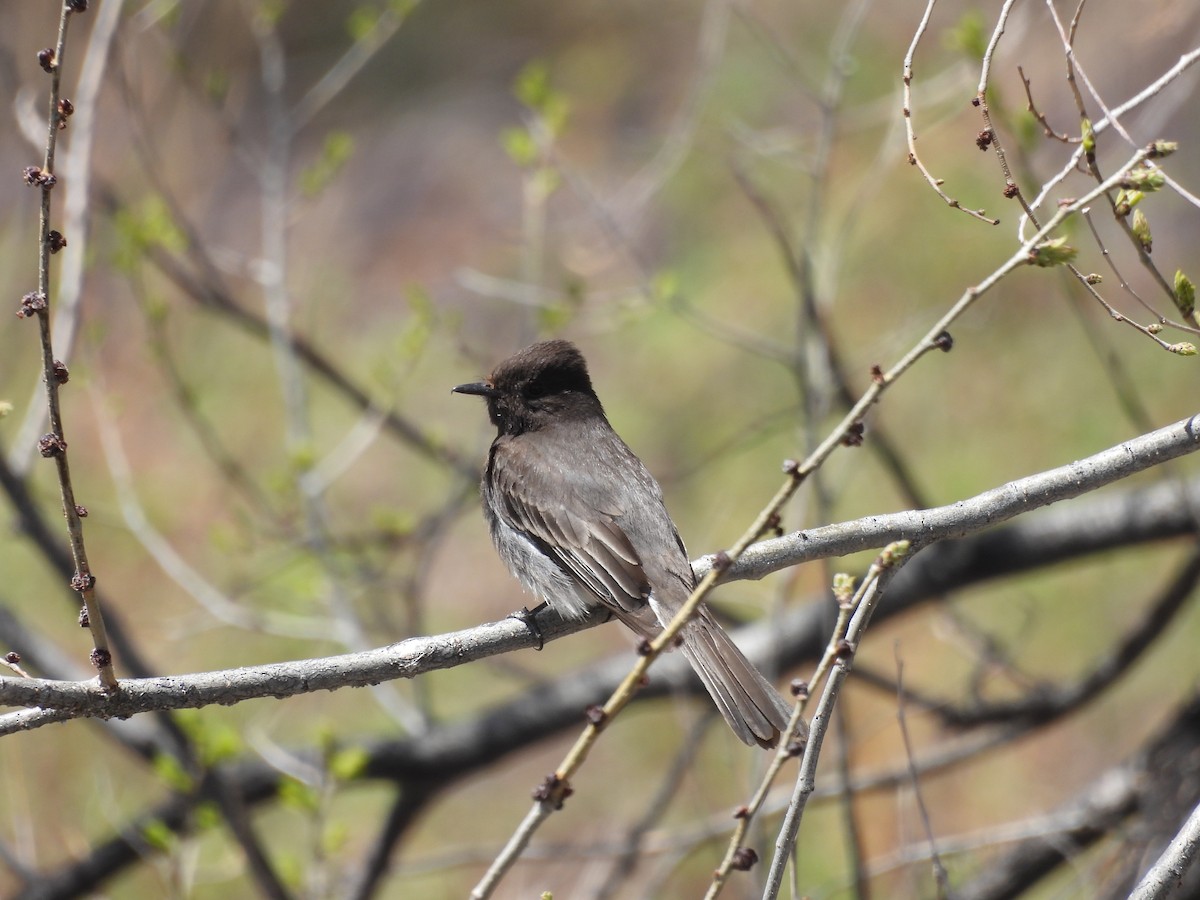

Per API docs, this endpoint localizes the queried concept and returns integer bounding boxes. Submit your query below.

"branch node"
[37,433,67,458]
[17,291,47,318]
[730,847,759,871]
[70,571,96,592]
[532,774,573,809]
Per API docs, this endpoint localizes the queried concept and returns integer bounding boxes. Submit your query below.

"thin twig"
[1020,46,1200,240]
[8,0,124,473]
[22,0,118,689]
[1016,65,1075,143]
[903,0,999,225]
[1127,800,1200,900]
[895,646,950,897]
[762,546,913,897]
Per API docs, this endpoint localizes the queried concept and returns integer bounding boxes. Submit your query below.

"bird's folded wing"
[492,447,650,614]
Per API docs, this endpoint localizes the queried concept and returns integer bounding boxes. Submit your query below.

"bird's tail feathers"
[678,609,794,749]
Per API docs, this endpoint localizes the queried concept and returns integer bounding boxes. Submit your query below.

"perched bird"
[454,340,792,747]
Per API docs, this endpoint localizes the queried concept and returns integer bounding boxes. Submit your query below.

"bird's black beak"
[452,381,496,398]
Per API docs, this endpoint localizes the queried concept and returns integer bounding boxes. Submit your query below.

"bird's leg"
[508,602,548,650]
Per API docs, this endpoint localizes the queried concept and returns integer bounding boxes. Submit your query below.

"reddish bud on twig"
[22,166,56,189]
[66,0,89,12]
[975,129,994,151]
[730,847,759,871]
[637,638,653,656]
[78,607,89,627]
[790,679,809,699]
[56,99,73,130]
[835,639,856,660]
[17,291,47,318]
[70,572,95,592]
[841,422,865,447]
[47,230,67,254]
[711,550,732,574]
[52,360,69,384]
[37,48,56,72]
[870,364,885,384]
[585,704,607,726]
[733,805,750,819]
[933,330,954,352]
[37,433,67,458]
[4,652,20,665]
[75,505,88,517]
[781,459,800,477]
[532,774,572,808]
[90,648,111,669]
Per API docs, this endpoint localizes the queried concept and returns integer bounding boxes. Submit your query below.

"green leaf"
[1113,189,1142,217]
[529,166,561,201]
[278,776,321,813]
[289,442,317,474]
[173,710,244,767]
[346,5,380,41]
[199,722,244,766]
[512,60,570,136]
[1015,112,1040,153]
[195,802,222,831]
[1028,236,1077,267]
[540,94,571,136]
[329,746,370,782]
[1081,118,1095,155]
[514,60,553,110]
[322,821,350,853]
[651,269,680,304]
[112,195,189,273]
[1122,166,1165,192]
[501,127,538,167]
[1130,209,1152,253]
[1174,270,1196,318]
[142,818,177,852]
[152,753,194,793]
[535,302,573,334]
[257,0,286,27]
[1149,140,1179,158]
[204,69,230,104]
[371,506,415,538]
[944,10,987,60]
[299,131,356,198]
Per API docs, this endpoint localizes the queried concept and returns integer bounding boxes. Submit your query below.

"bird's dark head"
[453,340,605,435]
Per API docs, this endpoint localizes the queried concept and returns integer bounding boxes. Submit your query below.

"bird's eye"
[523,377,552,401]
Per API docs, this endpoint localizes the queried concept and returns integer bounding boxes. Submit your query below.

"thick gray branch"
[0,413,1196,727]
[702,413,1200,581]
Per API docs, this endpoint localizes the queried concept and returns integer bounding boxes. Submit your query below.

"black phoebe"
[454,340,792,747]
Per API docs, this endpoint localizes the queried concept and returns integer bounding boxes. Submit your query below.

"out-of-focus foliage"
[0,0,1199,897]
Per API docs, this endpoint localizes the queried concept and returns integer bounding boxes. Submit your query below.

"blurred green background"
[1,0,1199,897]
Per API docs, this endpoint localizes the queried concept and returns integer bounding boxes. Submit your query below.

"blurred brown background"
[1,0,1199,897]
